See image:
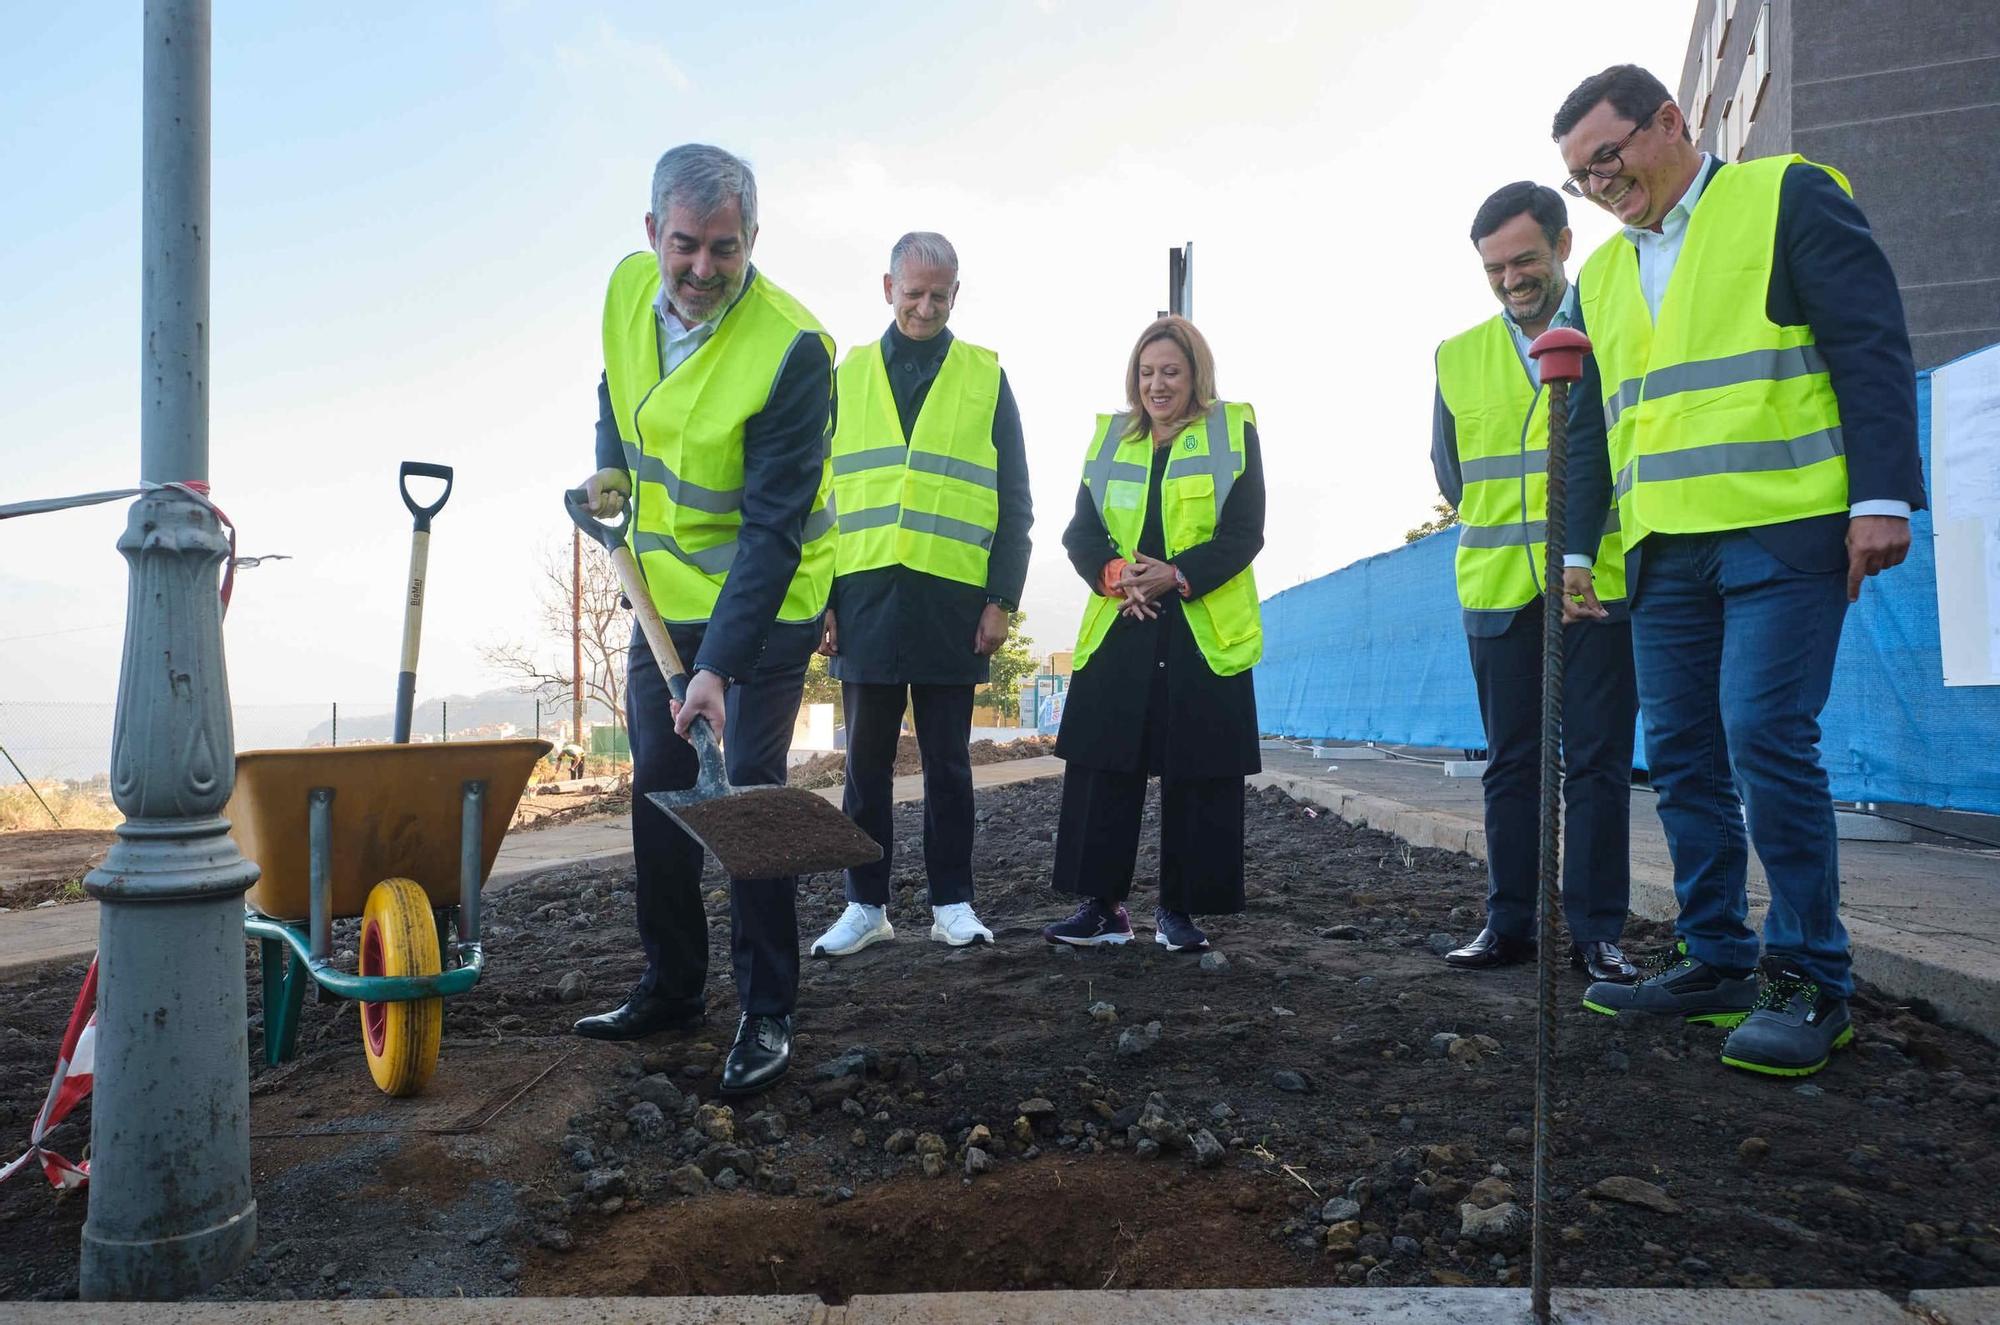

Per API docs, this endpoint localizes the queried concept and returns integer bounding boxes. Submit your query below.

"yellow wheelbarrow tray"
[226,738,550,1094]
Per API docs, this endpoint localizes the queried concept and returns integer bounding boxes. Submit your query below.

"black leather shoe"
[1444,928,1535,969]
[1571,940,1641,984]
[719,1014,792,1096]
[572,991,704,1042]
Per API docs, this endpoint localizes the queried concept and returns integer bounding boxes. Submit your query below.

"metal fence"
[0,696,627,830]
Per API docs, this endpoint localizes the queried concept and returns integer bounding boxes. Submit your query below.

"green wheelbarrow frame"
[243,779,489,1067]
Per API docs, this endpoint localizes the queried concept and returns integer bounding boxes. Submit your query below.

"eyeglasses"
[1560,107,1660,198]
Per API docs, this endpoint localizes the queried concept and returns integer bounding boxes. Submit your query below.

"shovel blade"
[646,785,883,879]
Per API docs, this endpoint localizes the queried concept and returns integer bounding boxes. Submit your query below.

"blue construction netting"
[1256,358,2000,814]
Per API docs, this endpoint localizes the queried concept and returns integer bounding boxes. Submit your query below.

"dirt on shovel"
[658,785,883,879]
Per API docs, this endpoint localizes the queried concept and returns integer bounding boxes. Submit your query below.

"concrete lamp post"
[80,0,260,1298]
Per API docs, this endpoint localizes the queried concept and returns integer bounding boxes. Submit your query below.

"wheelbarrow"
[227,738,550,1096]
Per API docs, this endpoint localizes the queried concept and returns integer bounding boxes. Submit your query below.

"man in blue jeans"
[1550,66,1926,1077]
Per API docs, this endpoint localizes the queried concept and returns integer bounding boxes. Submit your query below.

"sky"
[0,0,1695,717]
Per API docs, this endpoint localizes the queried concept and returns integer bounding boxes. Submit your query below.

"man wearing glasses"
[1431,181,1641,986]
[1550,65,1926,1077]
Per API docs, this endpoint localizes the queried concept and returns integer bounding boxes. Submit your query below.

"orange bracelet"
[1099,558,1129,597]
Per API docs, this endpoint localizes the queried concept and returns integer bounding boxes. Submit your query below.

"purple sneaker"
[1042,899,1133,946]
[1153,908,1210,952]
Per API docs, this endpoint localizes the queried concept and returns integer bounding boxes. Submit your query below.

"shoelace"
[1751,974,1816,1014]
[1636,942,1690,980]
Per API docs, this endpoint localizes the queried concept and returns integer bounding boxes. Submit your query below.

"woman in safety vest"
[1040,316,1266,953]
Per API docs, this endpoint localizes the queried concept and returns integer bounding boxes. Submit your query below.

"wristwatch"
[985,594,1016,611]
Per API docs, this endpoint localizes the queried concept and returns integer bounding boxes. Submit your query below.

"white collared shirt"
[1503,281,1579,389]
[654,288,718,378]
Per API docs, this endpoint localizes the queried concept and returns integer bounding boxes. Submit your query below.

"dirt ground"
[791,734,1056,789]
[3,778,1999,1305]
[0,830,114,910]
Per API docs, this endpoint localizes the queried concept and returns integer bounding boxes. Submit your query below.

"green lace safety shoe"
[1719,957,1855,1077]
[1581,938,1758,1027]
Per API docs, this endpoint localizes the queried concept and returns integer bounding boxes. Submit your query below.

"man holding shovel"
[572,144,836,1096]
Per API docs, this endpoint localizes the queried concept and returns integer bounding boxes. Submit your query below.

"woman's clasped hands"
[1118,552,1181,620]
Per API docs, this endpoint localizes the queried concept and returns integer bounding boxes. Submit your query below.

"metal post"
[1525,327,1590,1324]
[330,700,337,747]
[81,0,258,1298]
[534,698,541,740]
[441,699,448,743]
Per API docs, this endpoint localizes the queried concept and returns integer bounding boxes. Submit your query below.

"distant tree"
[479,536,627,735]
[984,611,1037,721]
[1404,499,1460,544]
[801,651,841,710]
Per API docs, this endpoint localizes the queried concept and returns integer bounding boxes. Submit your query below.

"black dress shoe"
[572,991,704,1042]
[1571,940,1641,984]
[1444,928,1535,969]
[719,1014,792,1096]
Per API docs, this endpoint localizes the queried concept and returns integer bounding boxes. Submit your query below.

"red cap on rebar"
[1527,326,1591,383]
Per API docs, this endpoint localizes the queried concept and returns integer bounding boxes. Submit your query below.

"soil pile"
[4,779,1999,1304]
[793,734,1054,790]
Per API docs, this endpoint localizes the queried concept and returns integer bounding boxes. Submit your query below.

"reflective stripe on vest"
[829,339,1002,587]
[1579,155,1850,548]
[1435,314,1626,620]
[1070,402,1262,678]
[600,253,836,624]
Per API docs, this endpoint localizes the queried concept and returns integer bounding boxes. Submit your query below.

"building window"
[1695,51,1712,135]
[1719,95,1737,161]
[1749,1,1771,104]
[1711,0,1729,57]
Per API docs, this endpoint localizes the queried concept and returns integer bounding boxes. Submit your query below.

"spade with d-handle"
[562,486,882,880]
[394,461,454,743]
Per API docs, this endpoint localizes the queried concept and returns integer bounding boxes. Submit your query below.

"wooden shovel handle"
[605,544,690,694]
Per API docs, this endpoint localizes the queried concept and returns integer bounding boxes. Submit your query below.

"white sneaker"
[930,902,995,947]
[811,902,894,957]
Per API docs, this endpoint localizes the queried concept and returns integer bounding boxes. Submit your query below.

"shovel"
[394,461,454,743]
[563,486,882,880]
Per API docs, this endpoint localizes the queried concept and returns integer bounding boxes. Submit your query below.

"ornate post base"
[79,489,259,1300]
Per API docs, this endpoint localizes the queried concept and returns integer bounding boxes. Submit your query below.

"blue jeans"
[1631,532,1852,996]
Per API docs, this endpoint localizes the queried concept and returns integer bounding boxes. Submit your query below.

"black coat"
[828,324,1034,686]
[1054,420,1265,778]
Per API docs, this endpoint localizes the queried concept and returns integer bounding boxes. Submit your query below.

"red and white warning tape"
[0,956,97,1190]
[0,481,240,613]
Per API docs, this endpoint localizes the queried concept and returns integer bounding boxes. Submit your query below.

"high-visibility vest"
[600,252,836,625]
[830,337,1002,588]
[1579,155,1850,548]
[1071,402,1262,677]
[1435,315,1627,621]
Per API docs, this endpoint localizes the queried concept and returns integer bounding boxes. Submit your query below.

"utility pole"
[571,526,584,747]
[82,0,258,1298]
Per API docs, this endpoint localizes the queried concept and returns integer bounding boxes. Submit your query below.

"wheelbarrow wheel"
[358,877,443,1096]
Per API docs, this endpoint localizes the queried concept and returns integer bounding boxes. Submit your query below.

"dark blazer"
[594,267,833,681]
[827,323,1034,686]
[1567,158,1928,582]
[1055,420,1265,778]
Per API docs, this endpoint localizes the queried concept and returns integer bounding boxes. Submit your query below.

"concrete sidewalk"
[9,1285,1998,1322]
[0,757,1066,977]
[1251,747,2000,1041]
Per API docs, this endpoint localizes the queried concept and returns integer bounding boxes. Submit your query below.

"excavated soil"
[3,778,1999,1305]
[0,830,115,910]
[791,734,1056,790]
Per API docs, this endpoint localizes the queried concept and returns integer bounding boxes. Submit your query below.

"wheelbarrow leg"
[259,937,310,1066]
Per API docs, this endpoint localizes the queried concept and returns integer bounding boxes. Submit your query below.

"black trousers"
[1466,609,1638,943]
[841,681,976,907]
[1051,767,1246,915]
[626,620,814,1018]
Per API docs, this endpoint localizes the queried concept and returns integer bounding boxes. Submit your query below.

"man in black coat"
[1553,66,1926,1077]
[812,231,1033,957]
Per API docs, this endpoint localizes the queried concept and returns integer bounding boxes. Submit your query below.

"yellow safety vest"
[1579,155,1850,548]
[1435,314,1626,621]
[830,337,1002,588]
[1071,402,1262,677]
[600,252,836,624]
